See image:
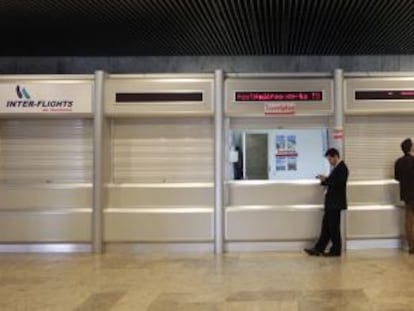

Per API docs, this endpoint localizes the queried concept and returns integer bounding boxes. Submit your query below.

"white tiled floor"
[0,250,413,310]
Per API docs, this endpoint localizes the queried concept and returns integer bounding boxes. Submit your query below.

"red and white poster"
[275,134,298,171]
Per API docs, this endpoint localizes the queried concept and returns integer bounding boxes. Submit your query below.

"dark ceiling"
[1,0,414,56]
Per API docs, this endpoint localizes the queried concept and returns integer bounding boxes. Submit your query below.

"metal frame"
[104,74,215,117]
[92,71,105,253]
[0,244,91,253]
[333,69,345,154]
[0,74,94,80]
[226,73,332,78]
[344,71,414,78]
[224,74,334,118]
[333,69,347,252]
[0,73,95,252]
[108,73,214,79]
[214,69,224,254]
[344,74,414,115]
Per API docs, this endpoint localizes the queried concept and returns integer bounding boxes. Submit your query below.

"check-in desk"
[346,180,402,248]
[224,75,335,251]
[105,183,213,244]
[225,179,402,251]
[225,180,324,250]
[343,74,414,249]
[103,74,215,251]
[0,75,94,250]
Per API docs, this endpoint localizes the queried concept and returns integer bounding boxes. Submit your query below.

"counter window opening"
[228,128,330,181]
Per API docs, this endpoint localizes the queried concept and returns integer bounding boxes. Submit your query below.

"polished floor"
[0,250,413,311]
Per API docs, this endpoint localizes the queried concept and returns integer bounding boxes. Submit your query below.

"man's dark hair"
[401,138,413,155]
[325,148,340,158]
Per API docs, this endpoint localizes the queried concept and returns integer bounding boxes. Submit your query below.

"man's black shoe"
[323,252,341,257]
[304,248,322,256]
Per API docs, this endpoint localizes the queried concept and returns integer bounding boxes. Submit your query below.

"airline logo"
[16,85,30,100]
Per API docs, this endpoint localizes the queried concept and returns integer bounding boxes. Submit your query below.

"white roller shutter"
[345,116,414,180]
[0,119,93,183]
[112,117,213,183]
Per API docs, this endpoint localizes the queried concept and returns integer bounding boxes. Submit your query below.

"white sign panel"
[0,82,93,114]
[264,102,296,115]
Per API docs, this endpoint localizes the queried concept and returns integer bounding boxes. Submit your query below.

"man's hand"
[317,175,328,182]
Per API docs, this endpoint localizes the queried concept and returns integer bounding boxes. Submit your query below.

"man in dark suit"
[394,138,414,255]
[305,148,349,257]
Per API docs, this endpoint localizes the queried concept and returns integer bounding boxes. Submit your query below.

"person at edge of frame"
[305,148,349,257]
[395,138,414,255]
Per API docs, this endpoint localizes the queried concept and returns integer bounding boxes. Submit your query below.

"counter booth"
[0,75,94,251]
[223,73,338,251]
[343,73,413,249]
[0,71,409,254]
[102,74,215,252]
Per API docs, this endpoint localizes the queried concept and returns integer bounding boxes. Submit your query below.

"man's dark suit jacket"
[321,161,349,210]
[395,154,414,204]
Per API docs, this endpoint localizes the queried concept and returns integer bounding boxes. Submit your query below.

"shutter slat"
[345,116,414,180]
[0,119,93,183]
[112,118,214,183]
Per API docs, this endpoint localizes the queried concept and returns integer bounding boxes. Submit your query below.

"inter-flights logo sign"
[6,85,74,112]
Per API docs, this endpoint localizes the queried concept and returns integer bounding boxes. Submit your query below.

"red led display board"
[116,92,203,103]
[235,91,323,102]
[355,90,414,100]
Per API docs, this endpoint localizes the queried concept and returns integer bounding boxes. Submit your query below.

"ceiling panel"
[0,0,413,56]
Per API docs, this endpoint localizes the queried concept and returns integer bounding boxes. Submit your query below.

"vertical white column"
[92,70,105,254]
[214,69,224,254]
[333,69,345,154]
[333,68,347,252]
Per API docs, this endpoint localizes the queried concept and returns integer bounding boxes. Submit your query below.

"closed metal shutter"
[345,116,414,180]
[112,118,213,183]
[0,119,93,183]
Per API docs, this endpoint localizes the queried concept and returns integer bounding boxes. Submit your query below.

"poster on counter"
[287,135,296,150]
[276,135,286,151]
[276,156,286,171]
[287,156,297,170]
[270,129,329,180]
[275,134,298,171]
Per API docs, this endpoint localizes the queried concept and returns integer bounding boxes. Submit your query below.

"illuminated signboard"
[235,91,323,102]
[116,92,203,103]
[355,90,414,100]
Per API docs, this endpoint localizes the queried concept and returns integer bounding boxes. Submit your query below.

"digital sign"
[355,90,414,100]
[116,92,203,103]
[235,91,323,102]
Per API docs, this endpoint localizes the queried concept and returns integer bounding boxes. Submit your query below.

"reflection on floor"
[0,250,413,310]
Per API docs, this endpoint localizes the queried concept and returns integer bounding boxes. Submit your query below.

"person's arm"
[394,160,401,182]
[321,165,348,188]
[409,158,414,179]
